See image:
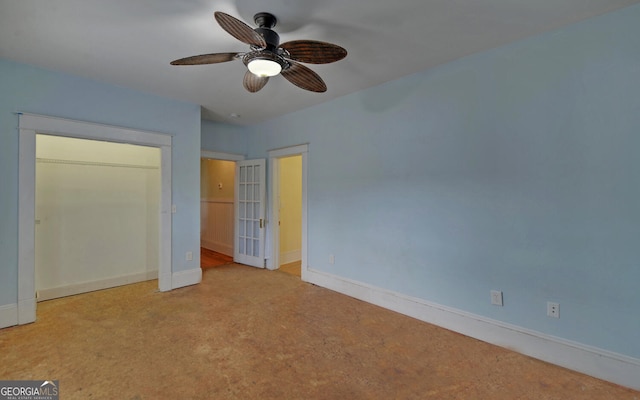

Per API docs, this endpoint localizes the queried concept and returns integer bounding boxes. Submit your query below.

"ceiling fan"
[170,11,347,93]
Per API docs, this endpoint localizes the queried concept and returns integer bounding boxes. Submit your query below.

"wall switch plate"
[491,290,503,306]
[186,251,193,261]
[547,302,560,318]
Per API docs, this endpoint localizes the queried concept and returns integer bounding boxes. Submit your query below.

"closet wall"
[35,134,160,300]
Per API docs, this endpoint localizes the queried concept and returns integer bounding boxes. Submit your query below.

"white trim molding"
[172,268,202,290]
[36,271,159,302]
[268,144,309,159]
[18,125,36,325]
[19,113,172,146]
[159,144,173,292]
[201,150,245,161]
[305,268,640,391]
[0,304,18,329]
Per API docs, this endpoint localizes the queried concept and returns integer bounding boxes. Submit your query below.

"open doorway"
[199,151,244,270]
[276,155,302,277]
[200,158,235,269]
[268,144,308,280]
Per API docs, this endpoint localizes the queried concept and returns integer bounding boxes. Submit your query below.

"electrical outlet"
[329,254,335,265]
[491,290,503,306]
[547,302,560,318]
[171,205,177,213]
[186,251,193,261]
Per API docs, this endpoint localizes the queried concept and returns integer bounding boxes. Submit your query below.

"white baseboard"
[159,271,172,292]
[0,303,18,329]
[36,270,159,301]
[304,268,640,391]
[280,250,301,265]
[201,239,233,257]
[172,267,202,290]
[18,297,36,325]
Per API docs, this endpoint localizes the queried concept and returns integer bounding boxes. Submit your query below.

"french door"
[234,159,266,267]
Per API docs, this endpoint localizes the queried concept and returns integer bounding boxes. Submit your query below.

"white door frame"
[200,150,245,162]
[18,113,172,324]
[268,144,308,280]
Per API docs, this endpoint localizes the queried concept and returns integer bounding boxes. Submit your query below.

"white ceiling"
[1,0,638,125]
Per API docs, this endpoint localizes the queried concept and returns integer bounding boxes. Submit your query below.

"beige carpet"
[1,264,637,399]
[278,260,301,277]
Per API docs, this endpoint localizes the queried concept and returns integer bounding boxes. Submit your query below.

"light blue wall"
[201,119,247,155]
[204,5,640,358]
[0,59,202,306]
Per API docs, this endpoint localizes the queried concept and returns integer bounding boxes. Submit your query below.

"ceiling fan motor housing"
[255,27,280,50]
[253,13,280,51]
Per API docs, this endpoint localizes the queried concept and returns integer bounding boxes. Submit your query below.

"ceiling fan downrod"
[253,12,280,51]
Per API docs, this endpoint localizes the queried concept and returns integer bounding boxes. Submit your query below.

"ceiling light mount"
[254,12,277,29]
[252,13,280,52]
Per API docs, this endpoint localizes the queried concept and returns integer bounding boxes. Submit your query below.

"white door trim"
[18,113,173,324]
[200,150,245,161]
[268,144,308,281]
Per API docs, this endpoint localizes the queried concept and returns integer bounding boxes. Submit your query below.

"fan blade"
[170,53,238,65]
[243,71,269,93]
[281,61,327,93]
[214,11,266,48]
[280,40,347,64]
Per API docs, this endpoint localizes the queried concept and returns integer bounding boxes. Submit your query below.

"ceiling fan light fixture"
[248,58,282,77]
[171,11,346,93]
